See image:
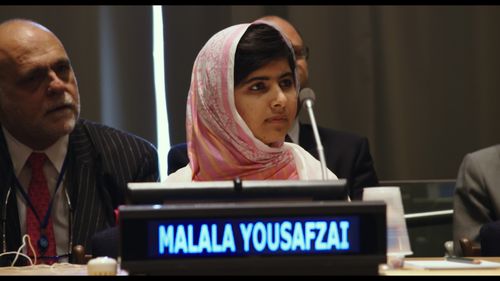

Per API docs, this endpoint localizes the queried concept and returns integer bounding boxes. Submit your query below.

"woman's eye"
[250,82,266,91]
[280,78,294,89]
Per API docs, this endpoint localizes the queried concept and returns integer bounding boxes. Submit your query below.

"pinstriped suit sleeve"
[70,119,159,251]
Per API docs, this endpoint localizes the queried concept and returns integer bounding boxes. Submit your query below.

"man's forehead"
[270,20,303,46]
[0,20,66,81]
[0,19,51,36]
[0,20,60,49]
[1,28,65,65]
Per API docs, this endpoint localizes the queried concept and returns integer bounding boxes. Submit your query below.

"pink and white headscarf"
[186,22,299,181]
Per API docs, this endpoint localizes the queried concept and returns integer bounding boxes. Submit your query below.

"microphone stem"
[305,100,328,180]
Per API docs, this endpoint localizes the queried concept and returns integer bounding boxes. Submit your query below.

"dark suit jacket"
[167,123,378,200]
[0,119,159,255]
[480,220,500,256]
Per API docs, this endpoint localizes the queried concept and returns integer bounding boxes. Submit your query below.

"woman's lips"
[266,115,288,123]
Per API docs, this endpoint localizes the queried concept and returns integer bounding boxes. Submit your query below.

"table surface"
[380,257,500,276]
[1,257,500,275]
[0,262,128,276]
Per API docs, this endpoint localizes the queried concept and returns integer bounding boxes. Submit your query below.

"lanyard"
[13,153,69,231]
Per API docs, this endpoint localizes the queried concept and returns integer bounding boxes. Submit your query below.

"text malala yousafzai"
[154,218,356,257]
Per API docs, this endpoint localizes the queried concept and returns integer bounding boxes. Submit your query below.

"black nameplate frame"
[119,201,386,275]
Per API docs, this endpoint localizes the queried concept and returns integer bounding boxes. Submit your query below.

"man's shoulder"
[465,144,500,166]
[469,144,500,158]
[74,119,156,149]
[170,142,188,151]
[299,123,366,145]
[168,142,188,158]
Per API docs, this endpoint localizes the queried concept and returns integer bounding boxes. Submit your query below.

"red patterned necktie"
[26,152,57,264]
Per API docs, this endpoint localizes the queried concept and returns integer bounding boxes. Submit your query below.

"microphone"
[299,88,328,180]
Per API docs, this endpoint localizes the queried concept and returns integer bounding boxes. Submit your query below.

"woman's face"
[234,58,297,146]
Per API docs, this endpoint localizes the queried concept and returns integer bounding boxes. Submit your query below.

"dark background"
[2,5,499,181]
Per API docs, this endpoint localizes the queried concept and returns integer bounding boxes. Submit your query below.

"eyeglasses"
[294,45,310,60]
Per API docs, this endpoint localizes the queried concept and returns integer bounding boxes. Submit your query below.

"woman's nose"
[271,87,287,108]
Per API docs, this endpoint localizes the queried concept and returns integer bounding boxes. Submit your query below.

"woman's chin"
[267,139,286,148]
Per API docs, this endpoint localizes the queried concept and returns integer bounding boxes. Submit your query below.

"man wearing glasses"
[258,16,379,200]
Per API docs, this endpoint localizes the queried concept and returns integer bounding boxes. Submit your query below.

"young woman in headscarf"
[167,21,337,181]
